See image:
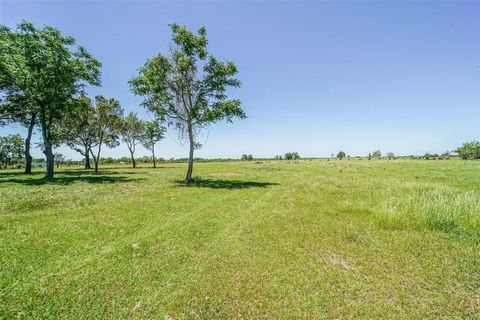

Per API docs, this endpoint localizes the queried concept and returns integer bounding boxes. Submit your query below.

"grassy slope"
[0,160,479,319]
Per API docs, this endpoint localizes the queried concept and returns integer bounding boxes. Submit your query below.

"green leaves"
[94,95,123,148]
[130,23,246,133]
[0,21,101,121]
[285,152,300,160]
[203,99,245,123]
[0,21,102,177]
[457,141,480,160]
[141,121,166,151]
[170,23,208,59]
[372,150,382,158]
[120,112,145,150]
[0,134,23,167]
[59,95,97,154]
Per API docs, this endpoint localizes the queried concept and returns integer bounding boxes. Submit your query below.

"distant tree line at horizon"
[2,145,477,170]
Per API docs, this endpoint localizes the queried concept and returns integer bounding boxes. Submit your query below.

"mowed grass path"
[1,160,479,319]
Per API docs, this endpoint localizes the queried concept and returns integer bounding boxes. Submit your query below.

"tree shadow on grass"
[0,166,175,177]
[0,169,122,178]
[176,178,278,190]
[0,171,31,177]
[61,170,145,176]
[0,175,143,186]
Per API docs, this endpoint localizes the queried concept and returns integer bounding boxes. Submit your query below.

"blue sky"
[1,1,479,159]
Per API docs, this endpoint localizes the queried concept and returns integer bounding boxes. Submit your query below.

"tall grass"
[376,181,480,234]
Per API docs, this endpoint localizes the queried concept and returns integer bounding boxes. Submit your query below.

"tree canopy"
[89,96,123,173]
[140,120,166,168]
[372,150,382,158]
[120,112,145,168]
[60,96,97,169]
[241,154,254,161]
[457,141,480,160]
[284,152,300,160]
[0,21,101,178]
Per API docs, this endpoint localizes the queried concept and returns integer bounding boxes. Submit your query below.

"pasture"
[1,159,479,319]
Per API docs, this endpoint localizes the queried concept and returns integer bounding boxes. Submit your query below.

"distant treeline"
[3,153,466,169]
[2,143,478,170]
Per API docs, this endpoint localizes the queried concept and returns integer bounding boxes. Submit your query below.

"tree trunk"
[84,147,91,169]
[131,152,136,168]
[43,141,54,179]
[90,141,103,174]
[185,123,194,183]
[24,115,35,174]
[152,146,156,168]
[90,148,99,174]
[41,124,54,179]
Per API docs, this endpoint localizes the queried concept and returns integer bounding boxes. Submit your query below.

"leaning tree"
[141,120,166,168]
[0,22,101,178]
[130,23,246,183]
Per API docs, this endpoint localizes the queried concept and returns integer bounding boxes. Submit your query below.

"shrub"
[457,141,480,160]
[284,152,300,160]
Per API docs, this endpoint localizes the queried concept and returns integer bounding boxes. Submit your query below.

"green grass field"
[1,160,479,319]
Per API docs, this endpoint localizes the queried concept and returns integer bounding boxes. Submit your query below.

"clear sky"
[1,0,479,160]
